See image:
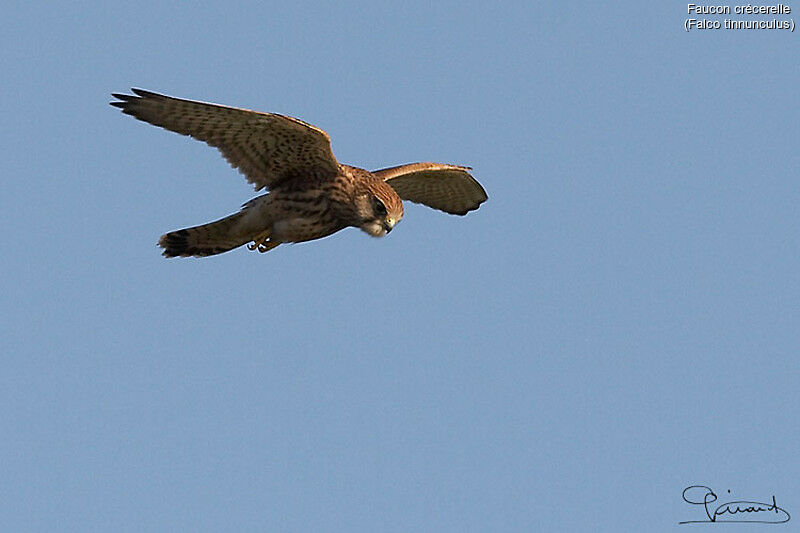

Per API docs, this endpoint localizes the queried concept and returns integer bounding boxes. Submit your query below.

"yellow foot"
[247,232,280,253]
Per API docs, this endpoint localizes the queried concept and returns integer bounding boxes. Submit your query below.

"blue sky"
[2,2,798,531]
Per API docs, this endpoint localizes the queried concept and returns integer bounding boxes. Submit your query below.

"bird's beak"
[383,218,395,233]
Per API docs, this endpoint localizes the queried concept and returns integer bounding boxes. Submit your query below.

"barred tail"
[158,211,260,258]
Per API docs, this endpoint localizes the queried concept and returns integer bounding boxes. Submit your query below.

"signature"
[680,485,790,524]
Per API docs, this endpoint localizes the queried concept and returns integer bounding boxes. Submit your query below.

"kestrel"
[111,89,487,257]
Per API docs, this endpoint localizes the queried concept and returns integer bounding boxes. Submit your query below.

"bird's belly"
[272,217,343,243]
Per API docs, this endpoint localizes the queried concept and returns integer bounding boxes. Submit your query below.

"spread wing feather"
[375,162,487,215]
[110,89,339,190]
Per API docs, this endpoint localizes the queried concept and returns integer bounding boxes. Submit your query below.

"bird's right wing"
[375,162,487,215]
[111,89,339,190]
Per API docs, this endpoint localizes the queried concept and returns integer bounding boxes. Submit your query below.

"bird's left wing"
[111,89,339,190]
[374,162,487,215]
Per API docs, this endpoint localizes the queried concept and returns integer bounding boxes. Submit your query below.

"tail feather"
[158,211,260,258]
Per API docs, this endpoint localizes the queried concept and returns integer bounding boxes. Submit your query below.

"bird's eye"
[373,197,387,215]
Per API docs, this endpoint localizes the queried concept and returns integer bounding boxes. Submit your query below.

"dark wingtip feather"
[110,88,164,109]
[448,204,479,216]
[158,229,190,258]
[157,229,234,258]
[448,187,488,216]
[110,91,141,109]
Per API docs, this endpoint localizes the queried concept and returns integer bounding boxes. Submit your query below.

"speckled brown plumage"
[111,89,487,257]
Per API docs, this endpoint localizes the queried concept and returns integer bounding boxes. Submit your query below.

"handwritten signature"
[680,485,790,524]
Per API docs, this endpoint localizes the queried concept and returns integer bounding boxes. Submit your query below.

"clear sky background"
[2,2,798,531]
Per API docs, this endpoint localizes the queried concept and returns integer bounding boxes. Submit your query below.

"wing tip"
[110,91,135,107]
[449,195,488,216]
[451,174,487,215]
[110,88,163,107]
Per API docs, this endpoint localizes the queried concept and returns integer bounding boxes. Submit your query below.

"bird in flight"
[111,89,487,257]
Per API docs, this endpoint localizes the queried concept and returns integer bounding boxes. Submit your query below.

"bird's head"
[355,180,404,237]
